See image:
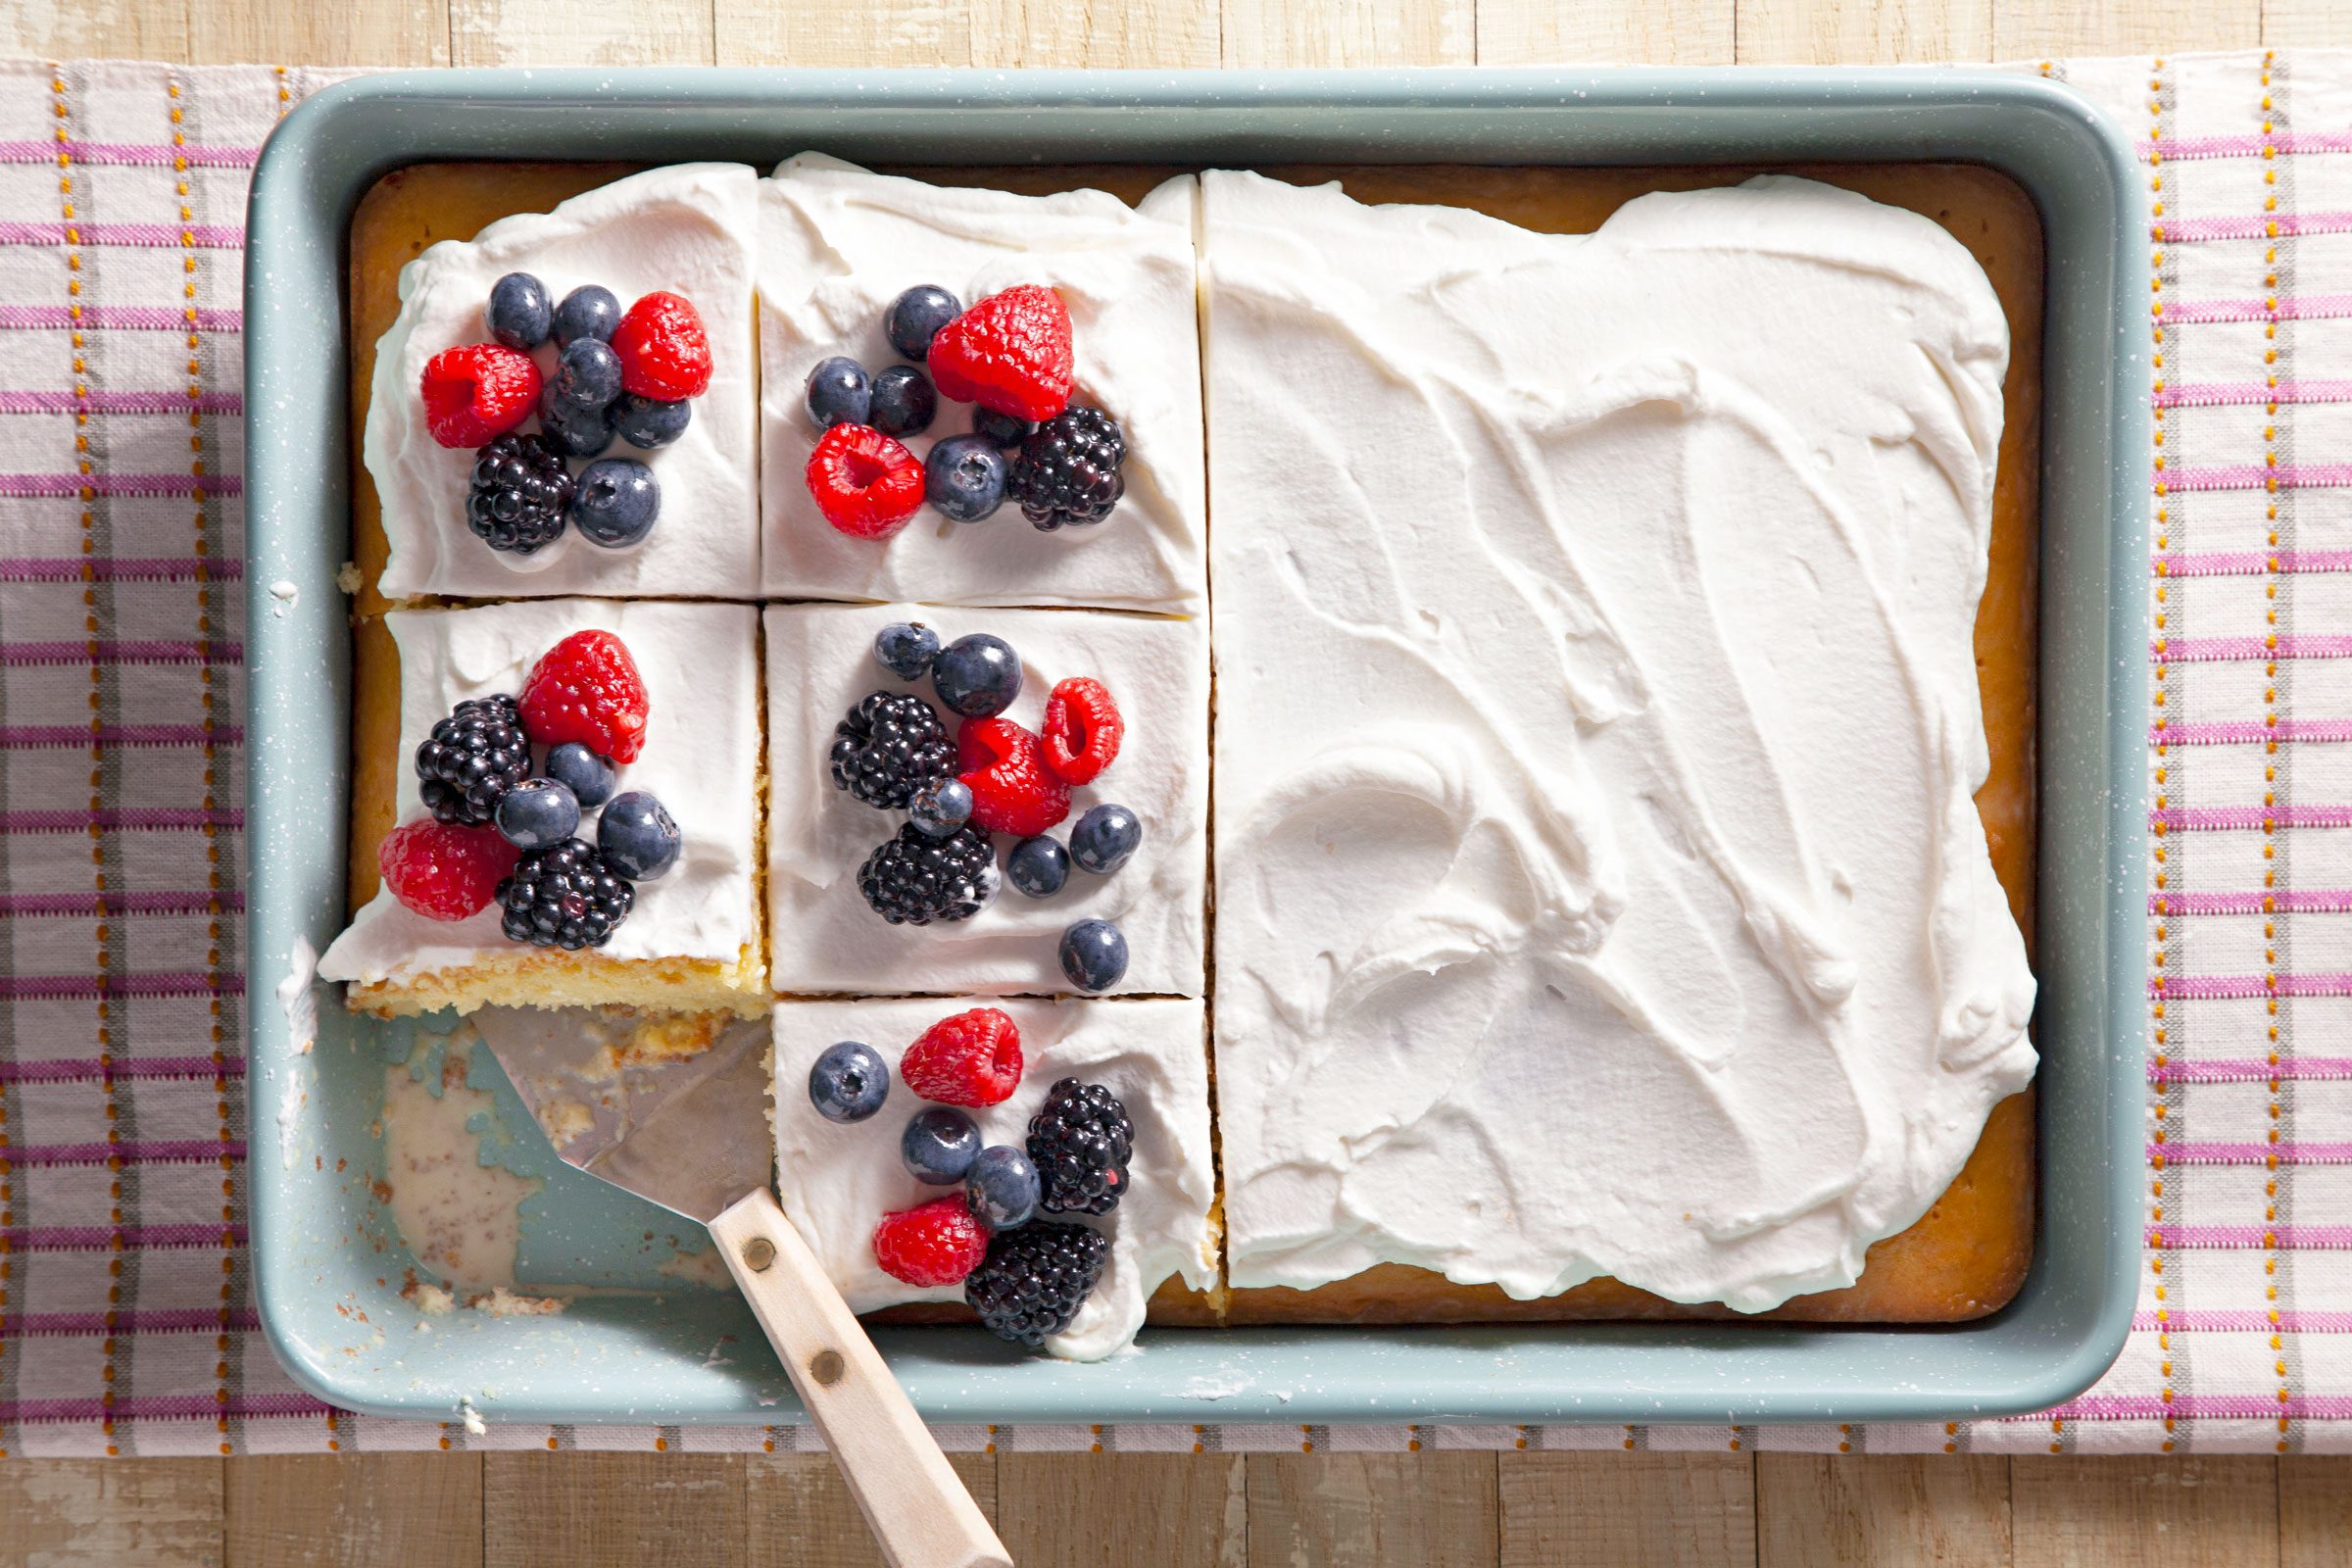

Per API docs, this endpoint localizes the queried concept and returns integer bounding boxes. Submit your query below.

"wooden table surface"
[5,0,2350,1563]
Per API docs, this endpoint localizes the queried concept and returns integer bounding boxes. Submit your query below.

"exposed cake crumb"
[401,1279,456,1315]
[467,1287,565,1318]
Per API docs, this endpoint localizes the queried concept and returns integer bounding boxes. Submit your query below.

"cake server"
[471,1007,1010,1568]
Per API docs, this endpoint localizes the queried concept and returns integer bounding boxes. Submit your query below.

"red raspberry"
[612,290,713,401]
[806,423,924,539]
[419,343,540,449]
[957,716,1072,837]
[872,1197,990,1288]
[902,1007,1024,1107]
[927,284,1074,422]
[377,819,518,922]
[1042,677,1124,786]
[520,629,653,763]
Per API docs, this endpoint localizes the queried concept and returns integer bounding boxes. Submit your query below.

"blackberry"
[963,1222,1108,1348]
[829,690,956,809]
[858,823,997,926]
[1026,1078,1133,1216]
[466,432,575,556]
[414,694,529,826]
[1008,408,1125,532]
[496,838,634,950]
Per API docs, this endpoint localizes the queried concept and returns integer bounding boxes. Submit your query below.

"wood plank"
[223,1453,483,1568]
[447,0,715,65]
[2264,0,2352,47]
[1989,0,2262,56]
[744,1450,998,1568]
[1500,1450,1757,1568]
[712,0,971,67]
[1477,0,1736,65]
[1249,1451,1498,1567]
[1757,1454,2011,1568]
[0,1458,222,1568]
[1735,0,1993,64]
[2281,1455,2352,1568]
[2013,1456,2278,1568]
[964,0,1218,68]
[998,1451,1246,1568]
[483,1452,747,1568]
[1219,0,1474,67]
[184,0,453,66]
[0,0,190,58]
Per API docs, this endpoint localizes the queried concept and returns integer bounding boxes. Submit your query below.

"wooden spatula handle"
[710,1188,1012,1568]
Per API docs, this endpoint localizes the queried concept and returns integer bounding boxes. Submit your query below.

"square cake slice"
[764,603,1206,997]
[757,154,1206,613]
[364,163,761,601]
[769,997,1217,1360]
[321,598,765,1016]
[1203,171,2037,1314]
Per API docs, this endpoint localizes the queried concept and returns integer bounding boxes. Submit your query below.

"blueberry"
[612,392,692,450]
[978,409,1044,451]
[487,271,552,350]
[552,284,621,348]
[902,1106,981,1186]
[924,434,1007,523]
[555,337,623,411]
[598,789,681,880]
[1059,919,1128,993]
[868,366,937,437]
[569,458,660,549]
[1007,836,1069,899]
[908,777,973,839]
[964,1145,1041,1230]
[805,356,871,430]
[808,1040,889,1124]
[874,621,941,681]
[1070,804,1142,875]
[931,633,1022,718]
[973,407,1037,447]
[493,776,580,852]
[886,285,961,362]
[543,742,617,808]
[537,385,615,459]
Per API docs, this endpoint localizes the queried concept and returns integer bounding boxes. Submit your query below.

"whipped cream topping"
[764,602,1208,997]
[769,998,1217,1360]
[757,154,1207,613]
[1202,172,2038,1312]
[366,164,760,601]
[319,599,761,994]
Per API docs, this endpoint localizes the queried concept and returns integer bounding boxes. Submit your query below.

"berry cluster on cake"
[773,998,1215,1359]
[330,154,2041,1359]
[365,164,761,600]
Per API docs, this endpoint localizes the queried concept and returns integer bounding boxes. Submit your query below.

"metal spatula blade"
[471,1005,771,1224]
[466,1005,1009,1568]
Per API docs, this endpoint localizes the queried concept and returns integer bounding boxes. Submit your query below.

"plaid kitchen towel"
[1,52,2347,1458]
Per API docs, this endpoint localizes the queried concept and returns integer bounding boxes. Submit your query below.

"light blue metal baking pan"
[244,67,2148,1427]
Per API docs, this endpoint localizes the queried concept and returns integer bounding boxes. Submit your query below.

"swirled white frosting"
[763,602,1208,997]
[757,154,1206,613]
[1202,171,2038,1312]
[319,599,761,993]
[769,998,1217,1361]
[365,164,760,601]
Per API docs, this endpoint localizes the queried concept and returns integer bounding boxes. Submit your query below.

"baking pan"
[244,67,2148,1426]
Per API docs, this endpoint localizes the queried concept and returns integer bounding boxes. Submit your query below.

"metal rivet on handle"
[741,1236,776,1272]
[809,1349,845,1386]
